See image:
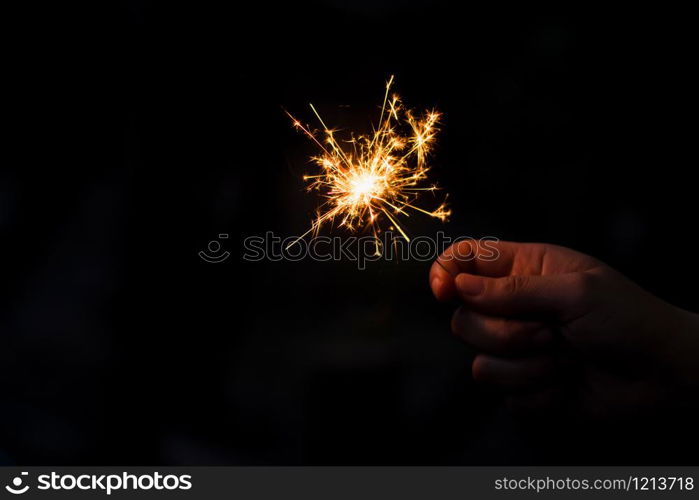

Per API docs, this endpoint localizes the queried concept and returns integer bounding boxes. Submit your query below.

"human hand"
[430,241,699,417]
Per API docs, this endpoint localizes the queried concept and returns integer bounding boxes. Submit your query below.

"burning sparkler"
[287,76,450,254]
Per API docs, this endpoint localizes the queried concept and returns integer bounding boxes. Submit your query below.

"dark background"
[1,2,696,464]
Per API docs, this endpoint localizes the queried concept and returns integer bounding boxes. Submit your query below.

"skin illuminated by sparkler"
[287,76,451,253]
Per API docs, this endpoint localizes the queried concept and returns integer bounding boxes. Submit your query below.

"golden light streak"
[287,76,450,250]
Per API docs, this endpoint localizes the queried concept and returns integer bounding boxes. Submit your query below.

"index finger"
[430,239,518,301]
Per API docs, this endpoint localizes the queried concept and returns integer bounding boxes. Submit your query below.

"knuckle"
[494,319,530,350]
[570,272,596,303]
[502,275,527,296]
[493,337,514,352]
[498,319,520,342]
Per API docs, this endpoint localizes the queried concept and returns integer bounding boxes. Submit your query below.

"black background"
[1,2,696,464]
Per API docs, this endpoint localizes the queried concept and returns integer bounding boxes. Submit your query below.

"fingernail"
[456,274,484,296]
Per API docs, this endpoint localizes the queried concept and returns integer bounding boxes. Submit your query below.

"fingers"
[430,241,597,407]
[430,240,520,301]
[472,354,559,389]
[429,240,601,304]
[430,260,456,301]
[437,239,520,277]
[451,307,554,355]
[454,272,593,321]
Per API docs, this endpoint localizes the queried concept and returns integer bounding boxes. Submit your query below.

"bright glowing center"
[349,173,382,201]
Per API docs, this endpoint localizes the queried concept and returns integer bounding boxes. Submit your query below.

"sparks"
[287,76,451,252]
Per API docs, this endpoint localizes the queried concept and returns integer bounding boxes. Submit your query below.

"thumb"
[454,271,593,320]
